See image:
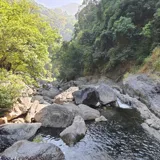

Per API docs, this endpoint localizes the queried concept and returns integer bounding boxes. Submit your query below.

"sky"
[35,0,83,8]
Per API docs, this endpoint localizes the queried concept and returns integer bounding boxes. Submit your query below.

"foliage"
[140,47,160,73]
[38,5,76,41]
[56,0,160,80]
[0,0,60,80]
[0,69,25,109]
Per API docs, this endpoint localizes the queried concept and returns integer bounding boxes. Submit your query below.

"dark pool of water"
[33,108,160,160]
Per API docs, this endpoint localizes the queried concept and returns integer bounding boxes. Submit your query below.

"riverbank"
[0,73,160,159]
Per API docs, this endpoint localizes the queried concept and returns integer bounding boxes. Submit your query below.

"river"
[33,107,160,160]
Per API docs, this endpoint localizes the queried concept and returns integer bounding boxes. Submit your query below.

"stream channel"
[33,107,160,160]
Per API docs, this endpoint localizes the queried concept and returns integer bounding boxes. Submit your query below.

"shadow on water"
[33,108,160,160]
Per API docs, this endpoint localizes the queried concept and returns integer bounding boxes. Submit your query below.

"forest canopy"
[57,0,160,80]
[0,0,60,108]
[0,0,60,80]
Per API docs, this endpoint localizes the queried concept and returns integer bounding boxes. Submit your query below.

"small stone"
[95,116,107,122]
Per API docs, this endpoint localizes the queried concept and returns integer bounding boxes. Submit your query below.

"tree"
[0,0,60,80]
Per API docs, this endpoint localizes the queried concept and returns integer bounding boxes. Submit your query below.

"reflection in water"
[33,108,160,160]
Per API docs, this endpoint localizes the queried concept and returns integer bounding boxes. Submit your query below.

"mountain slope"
[37,3,76,41]
[60,3,79,15]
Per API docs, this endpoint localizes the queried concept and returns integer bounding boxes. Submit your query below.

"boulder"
[95,116,107,122]
[6,103,28,121]
[124,74,160,117]
[43,96,54,104]
[25,101,47,123]
[0,123,41,152]
[41,88,60,99]
[78,104,100,120]
[12,118,25,124]
[31,95,44,104]
[17,97,32,109]
[35,104,75,128]
[0,117,8,125]
[62,103,81,117]
[54,87,79,104]
[60,116,87,146]
[21,85,34,97]
[73,87,99,107]
[1,140,65,160]
[114,89,160,141]
[5,97,32,121]
[97,84,116,106]
[63,103,100,121]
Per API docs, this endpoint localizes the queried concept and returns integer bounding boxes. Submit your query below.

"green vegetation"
[38,4,76,41]
[0,69,25,109]
[57,0,160,80]
[0,0,60,109]
[140,47,160,73]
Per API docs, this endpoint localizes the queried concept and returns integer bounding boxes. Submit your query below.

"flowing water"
[33,108,160,160]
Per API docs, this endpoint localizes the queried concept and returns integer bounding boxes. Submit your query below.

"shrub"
[0,69,25,109]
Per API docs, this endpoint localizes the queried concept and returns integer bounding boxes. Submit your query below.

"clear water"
[33,108,160,160]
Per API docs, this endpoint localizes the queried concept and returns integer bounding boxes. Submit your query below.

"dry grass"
[139,47,160,74]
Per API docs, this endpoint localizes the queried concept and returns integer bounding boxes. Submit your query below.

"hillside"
[60,3,79,16]
[56,0,160,80]
[37,3,76,41]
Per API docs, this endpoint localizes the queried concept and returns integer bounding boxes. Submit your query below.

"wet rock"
[114,89,160,141]
[1,140,65,160]
[60,116,87,146]
[73,87,99,107]
[78,104,100,120]
[54,87,79,104]
[95,116,107,122]
[141,123,160,141]
[0,123,41,152]
[35,104,74,128]
[124,74,160,117]
[97,84,117,106]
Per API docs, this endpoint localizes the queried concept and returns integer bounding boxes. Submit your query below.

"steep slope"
[36,3,76,41]
[61,3,79,16]
[57,0,160,80]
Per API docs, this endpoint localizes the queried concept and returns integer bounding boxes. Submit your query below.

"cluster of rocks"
[1,74,160,159]
[0,123,65,160]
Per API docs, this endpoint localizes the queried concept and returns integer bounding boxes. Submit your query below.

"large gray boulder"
[60,116,87,146]
[97,84,117,105]
[41,88,60,99]
[73,87,99,107]
[35,103,100,128]
[1,140,65,160]
[63,103,100,121]
[124,74,160,117]
[35,104,75,128]
[0,123,41,152]
[78,104,100,120]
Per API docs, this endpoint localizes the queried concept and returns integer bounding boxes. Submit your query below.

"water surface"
[33,108,160,160]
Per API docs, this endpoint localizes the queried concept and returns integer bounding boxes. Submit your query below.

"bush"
[0,69,25,109]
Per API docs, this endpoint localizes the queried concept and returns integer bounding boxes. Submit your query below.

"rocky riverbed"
[0,74,160,159]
